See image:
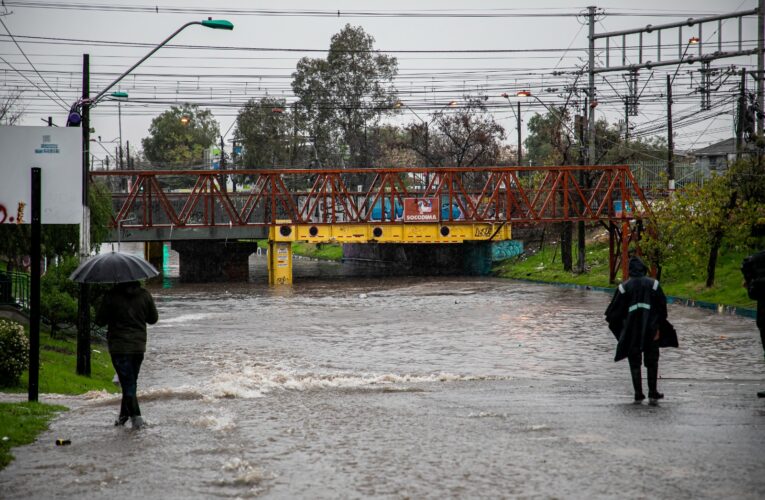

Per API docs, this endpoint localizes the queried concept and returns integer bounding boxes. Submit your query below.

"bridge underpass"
[91,165,651,284]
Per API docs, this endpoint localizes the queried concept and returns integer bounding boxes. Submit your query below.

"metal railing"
[0,271,30,312]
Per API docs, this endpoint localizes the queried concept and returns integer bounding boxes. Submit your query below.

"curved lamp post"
[110,91,128,169]
[69,18,233,378]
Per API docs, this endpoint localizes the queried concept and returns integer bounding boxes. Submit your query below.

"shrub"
[0,320,29,387]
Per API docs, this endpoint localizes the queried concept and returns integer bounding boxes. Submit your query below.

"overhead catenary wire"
[0,17,70,109]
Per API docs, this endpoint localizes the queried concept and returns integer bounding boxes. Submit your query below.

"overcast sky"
[1,0,759,165]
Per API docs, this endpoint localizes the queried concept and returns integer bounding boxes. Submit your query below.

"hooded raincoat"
[95,281,158,354]
[605,257,678,362]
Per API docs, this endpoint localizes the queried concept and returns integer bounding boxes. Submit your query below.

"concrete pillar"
[172,240,258,283]
[144,241,164,282]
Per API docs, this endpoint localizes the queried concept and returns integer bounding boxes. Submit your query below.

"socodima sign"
[0,126,82,224]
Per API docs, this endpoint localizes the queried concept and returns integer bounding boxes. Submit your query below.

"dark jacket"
[605,257,678,362]
[95,282,158,354]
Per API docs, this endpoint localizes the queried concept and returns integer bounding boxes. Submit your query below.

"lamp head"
[447,100,458,107]
[688,36,700,44]
[516,90,532,98]
[201,18,234,30]
[111,91,129,99]
[66,111,82,127]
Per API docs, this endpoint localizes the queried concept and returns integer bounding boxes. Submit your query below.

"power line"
[4,2,724,18]
[0,16,69,108]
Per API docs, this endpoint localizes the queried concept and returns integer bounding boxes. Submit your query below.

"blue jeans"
[111,353,144,418]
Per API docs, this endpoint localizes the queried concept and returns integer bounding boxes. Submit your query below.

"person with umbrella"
[605,256,678,404]
[71,252,159,428]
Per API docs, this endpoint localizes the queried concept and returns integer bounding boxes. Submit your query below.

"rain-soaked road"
[1,254,764,499]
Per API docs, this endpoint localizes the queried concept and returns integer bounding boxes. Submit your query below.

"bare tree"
[0,90,24,125]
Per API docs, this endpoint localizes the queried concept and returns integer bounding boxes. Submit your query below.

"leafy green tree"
[292,24,398,167]
[642,158,765,287]
[0,181,113,270]
[234,97,293,168]
[524,107,575,166]
[141,104,219,167]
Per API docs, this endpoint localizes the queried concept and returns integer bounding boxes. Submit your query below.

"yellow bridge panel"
[274,223,511,244]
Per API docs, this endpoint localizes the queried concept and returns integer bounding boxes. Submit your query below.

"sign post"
[0,126,82,401]
[28,168,41,402]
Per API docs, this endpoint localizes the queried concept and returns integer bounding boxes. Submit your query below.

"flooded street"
[1,253,764,498]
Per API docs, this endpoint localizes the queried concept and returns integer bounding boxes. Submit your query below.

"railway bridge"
[92,165,651,284]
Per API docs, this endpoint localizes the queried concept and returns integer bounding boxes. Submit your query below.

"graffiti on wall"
[491,240,524,262]
[0,201,25,224]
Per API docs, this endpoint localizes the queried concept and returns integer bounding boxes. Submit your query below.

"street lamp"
[513,90,579,141]
[502,92,524,165]
[66,18,234,377]
[110,92,128,170]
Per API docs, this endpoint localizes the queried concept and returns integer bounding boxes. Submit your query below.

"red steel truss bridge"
[91,165,653,281]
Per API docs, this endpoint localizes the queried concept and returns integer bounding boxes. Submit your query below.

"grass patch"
[494,240,757,309]
[3,325,116,395]
[253,239,343,261]
[0,402,67,469]
[292,242,343,261]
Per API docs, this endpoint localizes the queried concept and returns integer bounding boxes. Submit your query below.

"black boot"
[647,362,663,405]
[630,367,645,402]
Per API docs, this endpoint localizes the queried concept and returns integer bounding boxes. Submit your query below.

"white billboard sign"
[0,126,82,224]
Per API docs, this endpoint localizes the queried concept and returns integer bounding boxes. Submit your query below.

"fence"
[628,160,707,193]
[0,271,30,311]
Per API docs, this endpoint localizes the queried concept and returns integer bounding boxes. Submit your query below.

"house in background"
[692,138,753,172]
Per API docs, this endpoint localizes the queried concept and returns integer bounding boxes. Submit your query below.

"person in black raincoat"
[95,281,158,428]
[741,249,765,398]
[605,256,678,404]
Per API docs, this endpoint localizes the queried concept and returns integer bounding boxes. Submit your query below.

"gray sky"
[1,0,759,166]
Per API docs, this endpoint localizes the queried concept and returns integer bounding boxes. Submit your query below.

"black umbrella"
[69,251,159,284]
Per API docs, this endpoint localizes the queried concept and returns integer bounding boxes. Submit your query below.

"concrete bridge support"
[144,241,164,282]
[342,242,493,276]
[172,240,258,283]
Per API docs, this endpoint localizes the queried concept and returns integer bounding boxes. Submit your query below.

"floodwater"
[1,249,764,498]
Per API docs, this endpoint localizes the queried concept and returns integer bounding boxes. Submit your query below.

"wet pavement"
[1,262,763,498]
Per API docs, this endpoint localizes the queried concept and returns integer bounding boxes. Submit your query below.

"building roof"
[692,137,753,156]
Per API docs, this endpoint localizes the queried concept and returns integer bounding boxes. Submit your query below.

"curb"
[506,277,757,319]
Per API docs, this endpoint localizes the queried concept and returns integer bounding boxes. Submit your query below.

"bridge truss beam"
[92,165,652,281]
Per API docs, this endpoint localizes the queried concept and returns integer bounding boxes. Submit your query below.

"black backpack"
[742,250,765,301]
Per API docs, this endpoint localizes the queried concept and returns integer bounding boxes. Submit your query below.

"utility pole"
[736,68,747,161]
[219,135,227,192]
[576,97,587,273]
[666,74,675,192]
[292,101,298,167]
[517,101,522,165]
[117,98,123,170]
[759,0,764,134]
[624,99,630,143]
[587,5,596,167]
[76,53,91,376]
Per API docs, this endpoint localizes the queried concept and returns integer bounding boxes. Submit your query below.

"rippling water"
[1,251,764,498]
